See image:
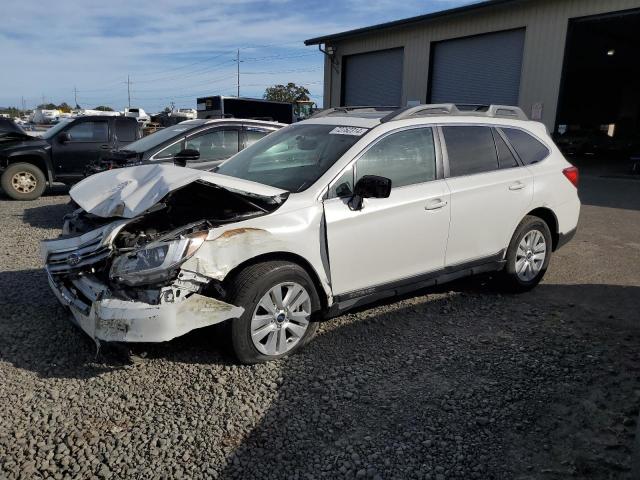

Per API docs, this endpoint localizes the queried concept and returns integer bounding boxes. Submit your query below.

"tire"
[1,162,47,200]
[500,215,553,292]
[226,261,320,364]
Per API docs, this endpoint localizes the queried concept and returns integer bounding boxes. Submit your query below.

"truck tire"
[1,162,47,200]
[226,261,320,364]
[499,215,553,292]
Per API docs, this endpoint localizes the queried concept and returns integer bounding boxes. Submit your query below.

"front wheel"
[499,215,552,292]
[226,261,320,364]
[1,162,47,200]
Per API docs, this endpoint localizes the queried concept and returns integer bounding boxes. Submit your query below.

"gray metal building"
[305,0,640,137]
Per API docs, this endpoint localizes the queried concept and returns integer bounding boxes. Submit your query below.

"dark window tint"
[356,127,436,188]
[501,128,549,165]
[493,129,519,169]
[114,118,137,142]
[443,126,498,177]
[67,121,108,142]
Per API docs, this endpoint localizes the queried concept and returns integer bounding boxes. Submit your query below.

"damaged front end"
[42,176,288,344]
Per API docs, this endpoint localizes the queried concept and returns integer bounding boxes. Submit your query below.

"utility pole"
[41,94,45,107]
[127,75,131,108]
[21,96,26,114]
[236,49,240,97]
[73,86,78,108]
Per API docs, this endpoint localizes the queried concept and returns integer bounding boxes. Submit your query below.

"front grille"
[46,235,112,275]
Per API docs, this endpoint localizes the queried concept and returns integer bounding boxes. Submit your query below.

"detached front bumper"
[47,273,244,343]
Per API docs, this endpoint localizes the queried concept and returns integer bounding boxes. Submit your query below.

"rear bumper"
[47,273,244,343]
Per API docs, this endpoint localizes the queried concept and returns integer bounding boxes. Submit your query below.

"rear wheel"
[500,215,552,292]
[226,261,320,364]
[1,162,47,200]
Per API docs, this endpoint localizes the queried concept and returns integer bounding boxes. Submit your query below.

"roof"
[180,118,286,127]
[302,104,535,129]
[304,0,523,45]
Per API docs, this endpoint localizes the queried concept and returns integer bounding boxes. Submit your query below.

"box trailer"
[196,96,294,124]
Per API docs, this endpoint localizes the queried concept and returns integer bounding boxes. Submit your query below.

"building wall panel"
[323,0,640,130]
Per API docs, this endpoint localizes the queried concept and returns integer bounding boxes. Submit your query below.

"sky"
[1,0,475,113]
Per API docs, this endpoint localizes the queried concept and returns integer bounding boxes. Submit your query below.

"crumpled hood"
[70,164,288,218]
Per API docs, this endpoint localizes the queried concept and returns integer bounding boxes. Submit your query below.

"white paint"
[44,111,581,344]
[69,164,287,218]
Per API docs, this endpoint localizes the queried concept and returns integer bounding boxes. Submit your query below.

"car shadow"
[22,201,74,229]
[216,282,640,479]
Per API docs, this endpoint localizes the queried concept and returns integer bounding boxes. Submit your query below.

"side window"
[442,126,498,177]
[155,139,184,159]
[245,128,271,148]
[185,129,239,161]
[329,167,354,198]
[355,127,436,189]
[501,128,550,165]
[66,121,108,142]
[114,118,137,142]
[492,129,519,169]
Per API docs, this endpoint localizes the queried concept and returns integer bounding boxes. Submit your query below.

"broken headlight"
[110,231,207,286]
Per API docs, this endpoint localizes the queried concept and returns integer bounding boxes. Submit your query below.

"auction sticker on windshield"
[329,126,368,136]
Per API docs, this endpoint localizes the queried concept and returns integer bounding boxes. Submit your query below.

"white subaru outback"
[41,104,580,363]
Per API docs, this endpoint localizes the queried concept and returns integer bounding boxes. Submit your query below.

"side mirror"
[349,175,392,211]
[173,148,200,167]
[58,132,70,143]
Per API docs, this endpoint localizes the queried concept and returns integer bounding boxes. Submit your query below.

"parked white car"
[41,104,580,363]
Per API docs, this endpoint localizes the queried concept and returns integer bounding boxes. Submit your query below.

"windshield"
[123,124,195,153]
[41,118,73,140]
[215,123,367,192]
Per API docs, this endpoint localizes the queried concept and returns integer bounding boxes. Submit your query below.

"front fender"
[6,149,54,184]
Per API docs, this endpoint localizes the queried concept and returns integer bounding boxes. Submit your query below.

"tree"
[57,102,72,113]
[94,105,114,111]
[264,83,310,103]
[37,103,58,110]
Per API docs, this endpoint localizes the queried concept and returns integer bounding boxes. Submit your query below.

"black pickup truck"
[0,116,140,200]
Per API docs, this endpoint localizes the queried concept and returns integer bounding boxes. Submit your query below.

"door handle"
[100,145,110,150]
[509,182,526,191]
[425,200,448,210]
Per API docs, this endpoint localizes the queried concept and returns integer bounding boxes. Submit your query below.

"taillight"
[562,166,579,188]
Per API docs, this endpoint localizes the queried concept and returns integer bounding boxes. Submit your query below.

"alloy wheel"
[250,282,311,356]
[11,171,38,194]
[515,229,546,281]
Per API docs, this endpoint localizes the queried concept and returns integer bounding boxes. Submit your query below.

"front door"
[184,127,240,170]
[52,119,109,182]
[324,127,451,296]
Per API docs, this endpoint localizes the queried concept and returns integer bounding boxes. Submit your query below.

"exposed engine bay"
[48,180,287,306]
[41,179,287,343]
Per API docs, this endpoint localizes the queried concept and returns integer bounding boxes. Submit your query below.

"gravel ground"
[1,176,639,479]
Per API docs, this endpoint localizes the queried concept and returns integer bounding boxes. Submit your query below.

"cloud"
[0,0,474,111]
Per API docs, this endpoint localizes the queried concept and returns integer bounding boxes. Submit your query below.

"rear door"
[324,126,451,296]
[51,118,110,182]
[113,117,140,148]
[441,125,533,266]
[183,126,241,170]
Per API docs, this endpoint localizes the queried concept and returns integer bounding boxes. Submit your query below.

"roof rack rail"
[486,105,528,121]
[310,105,398,119]
[380,104,461,122]
[380,103,528,122]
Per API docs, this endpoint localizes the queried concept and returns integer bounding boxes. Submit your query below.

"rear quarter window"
[501,128,550,165]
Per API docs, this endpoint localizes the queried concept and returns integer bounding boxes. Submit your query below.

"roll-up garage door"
[430,29,525,105]
[342,48,403,106]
